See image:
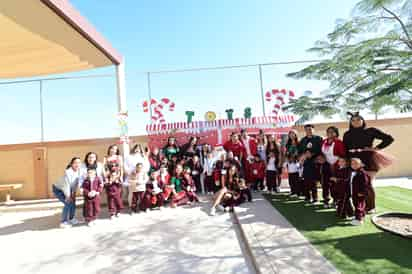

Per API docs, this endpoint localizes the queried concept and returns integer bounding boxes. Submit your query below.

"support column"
[39,80,45,142]
[258,65,266,116]
[116,63,129,157]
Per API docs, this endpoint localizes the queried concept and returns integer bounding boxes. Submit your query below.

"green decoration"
[185,111,195,123]
[244,107,252,119]
[225,109,234,120]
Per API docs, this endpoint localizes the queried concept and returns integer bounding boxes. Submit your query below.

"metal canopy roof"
[0,0,123,78]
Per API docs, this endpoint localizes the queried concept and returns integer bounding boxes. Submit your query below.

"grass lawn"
[264,186,412,274]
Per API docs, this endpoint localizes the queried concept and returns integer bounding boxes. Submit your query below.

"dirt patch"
[373,213,412,238]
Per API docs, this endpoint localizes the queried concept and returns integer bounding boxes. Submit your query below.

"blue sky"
[1,0,364,144]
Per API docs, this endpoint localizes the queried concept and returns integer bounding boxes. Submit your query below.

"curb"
[232,210,262,274]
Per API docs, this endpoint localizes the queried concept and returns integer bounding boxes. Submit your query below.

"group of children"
[80,160,202,226]
[58,128,374,227]
[283,150,371,226]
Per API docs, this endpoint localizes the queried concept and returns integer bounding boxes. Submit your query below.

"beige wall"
[0,118,410,201]
[0,149,34,200]
[0,136,147,200]
[293,118,410,177]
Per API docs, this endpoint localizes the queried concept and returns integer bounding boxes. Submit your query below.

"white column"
[116,63,129,157]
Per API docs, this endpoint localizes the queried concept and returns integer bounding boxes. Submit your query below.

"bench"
[0,184,23,204]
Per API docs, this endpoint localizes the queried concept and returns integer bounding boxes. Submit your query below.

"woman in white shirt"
[79,152,105,187]
[52,157,82,228]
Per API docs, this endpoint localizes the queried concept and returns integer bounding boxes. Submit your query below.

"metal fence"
[0,59,327,145]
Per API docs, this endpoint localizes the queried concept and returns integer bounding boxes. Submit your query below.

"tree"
[284,0,412,122]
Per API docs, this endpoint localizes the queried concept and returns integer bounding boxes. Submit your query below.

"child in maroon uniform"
[316,154,332,208]
[159,165,172,201]
[349,158,370,226]
[250,155,265,191]
[104,170,124,219]
[183,167,200,204]
[143,170,165,211]
[82,168,103,226]
[188,155,203,194]
[331,157,353,219]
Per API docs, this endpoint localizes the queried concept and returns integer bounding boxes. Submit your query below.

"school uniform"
[250,160,265,191]
[335,167,353,218]
[343,127,394,211]
[79,163,105,187]
[213,160,225,193]
[188,160,203,193]
[142,179,165,210]
[303,158,317,202]
[297,163,304,196]
[318,162,332,205]
[183,174,199,203]
[266,157,278,192]
[160,173,173,201]
[284,161,300,195]
[203,157,215,193]
[128,172,149,212]
[171,176,189,206]
[82,177,103,222]
[104,178,124,216]
[350,169,369,221]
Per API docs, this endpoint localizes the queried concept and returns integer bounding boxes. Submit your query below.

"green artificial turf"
[264,187,412,274]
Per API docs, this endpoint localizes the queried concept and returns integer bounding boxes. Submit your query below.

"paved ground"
[234,194,339,274]
[0,199,255,274]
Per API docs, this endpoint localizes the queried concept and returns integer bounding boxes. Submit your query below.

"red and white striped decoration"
[146,115,295,135]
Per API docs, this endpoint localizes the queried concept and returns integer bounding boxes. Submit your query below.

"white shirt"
[54,168,81,198]
[204,158,215,176]
[267,158,277,171]
[129,172,148,192]
[283,161,299,173]
[151,180,163,194]
[242,137,252,157]
[322,142,339,165]
[125,153,150,175]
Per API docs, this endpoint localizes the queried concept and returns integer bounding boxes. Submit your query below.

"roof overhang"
[0,0,123,79]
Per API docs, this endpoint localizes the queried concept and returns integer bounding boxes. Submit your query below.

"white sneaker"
[367,209,376,214]
[115,213,121,218]
[224,207,230,212]
[262,187,268,192]
[69,218,79,225]
[216,205,225,212]
[276,187,280,193]
[210,207,216,216]
[351,219,362,226]
[60,222,72,229]
[110,215,115,220]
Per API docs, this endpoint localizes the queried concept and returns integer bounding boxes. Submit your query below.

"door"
[33,147,48,199]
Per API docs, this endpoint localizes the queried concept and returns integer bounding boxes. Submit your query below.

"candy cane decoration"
[142,97,175,124]
[264,88,295,114]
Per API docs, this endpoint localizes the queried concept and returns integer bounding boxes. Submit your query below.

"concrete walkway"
[0,199,255,274]
[234,194,339,274]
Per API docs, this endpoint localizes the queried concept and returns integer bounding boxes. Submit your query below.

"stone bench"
[0,183,23,204]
